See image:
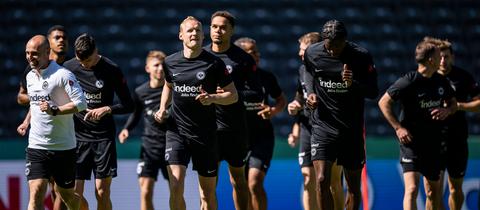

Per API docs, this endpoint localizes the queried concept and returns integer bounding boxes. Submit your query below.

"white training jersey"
[26,61,87,150]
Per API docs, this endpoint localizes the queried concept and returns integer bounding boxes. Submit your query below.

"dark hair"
[47,25,67,37]
[211,11,236,28]
[234,37,256,47]
[74,33,96,60]
[423,36,454,54]
[321,20,347,41]
[415,40,437,64]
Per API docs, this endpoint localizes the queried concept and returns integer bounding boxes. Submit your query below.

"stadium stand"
[1,0,479,138]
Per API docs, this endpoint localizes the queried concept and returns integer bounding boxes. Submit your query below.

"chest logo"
[196,71,205,80]
[438,87,444,95]
[96,80,104,88]
[42,81,49,90]
[226,65,233,74]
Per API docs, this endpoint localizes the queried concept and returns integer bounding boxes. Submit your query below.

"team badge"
[196,71,205,80]
[438,87,444,95]
[25,162,31,176]
[311,148,317,156]
[95,80,104,88]
[298,157,304,165]
[165,153,170,161]
[42,81,48,90]
[226,65,233,74]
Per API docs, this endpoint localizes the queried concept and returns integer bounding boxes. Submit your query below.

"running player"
[24,35,86,210]
[118,51,169,210]
[154,16,238,210]
[423,37,480,210]
[303,20,378,210]
[288,31,348,210]
[17,25,70,210]
[63,33,134,210]
[235,37,287,210]
[378,39,457,210]
[204,10,263,210]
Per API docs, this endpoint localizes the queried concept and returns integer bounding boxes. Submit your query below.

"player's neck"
[417,64,435,78]
[211,42,230,53]
[49,52,66,64]
[149,79,164,88]
[183,48,202,59]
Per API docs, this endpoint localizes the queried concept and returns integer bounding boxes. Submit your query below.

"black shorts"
[218,130,248,167]
[25,148,76,189]
[298,123,313,167]
[247,129,274,172]
[444,131,468,178]
[165,129,219,177]
[76,141,117,180]
[310,126,365,170]
[137,137,168,181]
[400,142,443,181]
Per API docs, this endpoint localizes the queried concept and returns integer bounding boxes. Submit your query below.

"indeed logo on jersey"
[244,101,264,111]
[419,99,442,109]
[174,84,201,97]
[29,94,51,102]
[318,78,348,93]
[85,92,102,104]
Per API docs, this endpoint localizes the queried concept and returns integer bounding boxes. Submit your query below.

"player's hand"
[306,93,318,109]
[287,133,298,148]
[430,107,452,121]
[287,100,302,115]
[342,64,353,88]
[395,127,412,144]
[118,129,129,144]
[216,86,224,94]
[195,86,213,105]
[17,122,29,136]
[39,100,52,114]
[154,109,168,123]
[83,106,111,121]
[257,104,272,119]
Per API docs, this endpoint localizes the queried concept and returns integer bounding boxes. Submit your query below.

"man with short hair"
[118,50,169,210]
[154,16,238,210]
[64,33,134,210]
[378,39,457,210]
[423,37,480,210]
[303,20,378,210]
[17,25,71,210]
[204,10,263,210]
[24,34,86,210]
[235,37,287,210]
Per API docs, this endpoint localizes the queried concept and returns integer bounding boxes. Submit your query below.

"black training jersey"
[295,65,312,127]
[445,66,480,129]
[304,41,378,137]
[63,56,134,142]
[123,82,167,145]
[204,44,263,131]
[387,71,455,130]
[245,68,283,129]
[164,50,232,138]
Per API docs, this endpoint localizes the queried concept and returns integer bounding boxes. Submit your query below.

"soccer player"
[303,20,378,210]
[17,25,70,106]
[288,31,344,210]
[154,16,238,210]
[378,39,457,210]
[204,10,263,210]
[24,35,86,210]
[17,25,70,210]
[63,33,134,210]
[118,51,169,210]
[423,37,480,210]
[234,37,287,210]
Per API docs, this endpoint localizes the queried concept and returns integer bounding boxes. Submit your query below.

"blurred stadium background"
[1,0,479,210]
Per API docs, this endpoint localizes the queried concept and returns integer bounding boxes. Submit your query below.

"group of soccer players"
[16,10,479,210]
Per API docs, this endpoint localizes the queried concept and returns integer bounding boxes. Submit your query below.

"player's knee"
[95,187,111,200]
[303,173,315,188]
